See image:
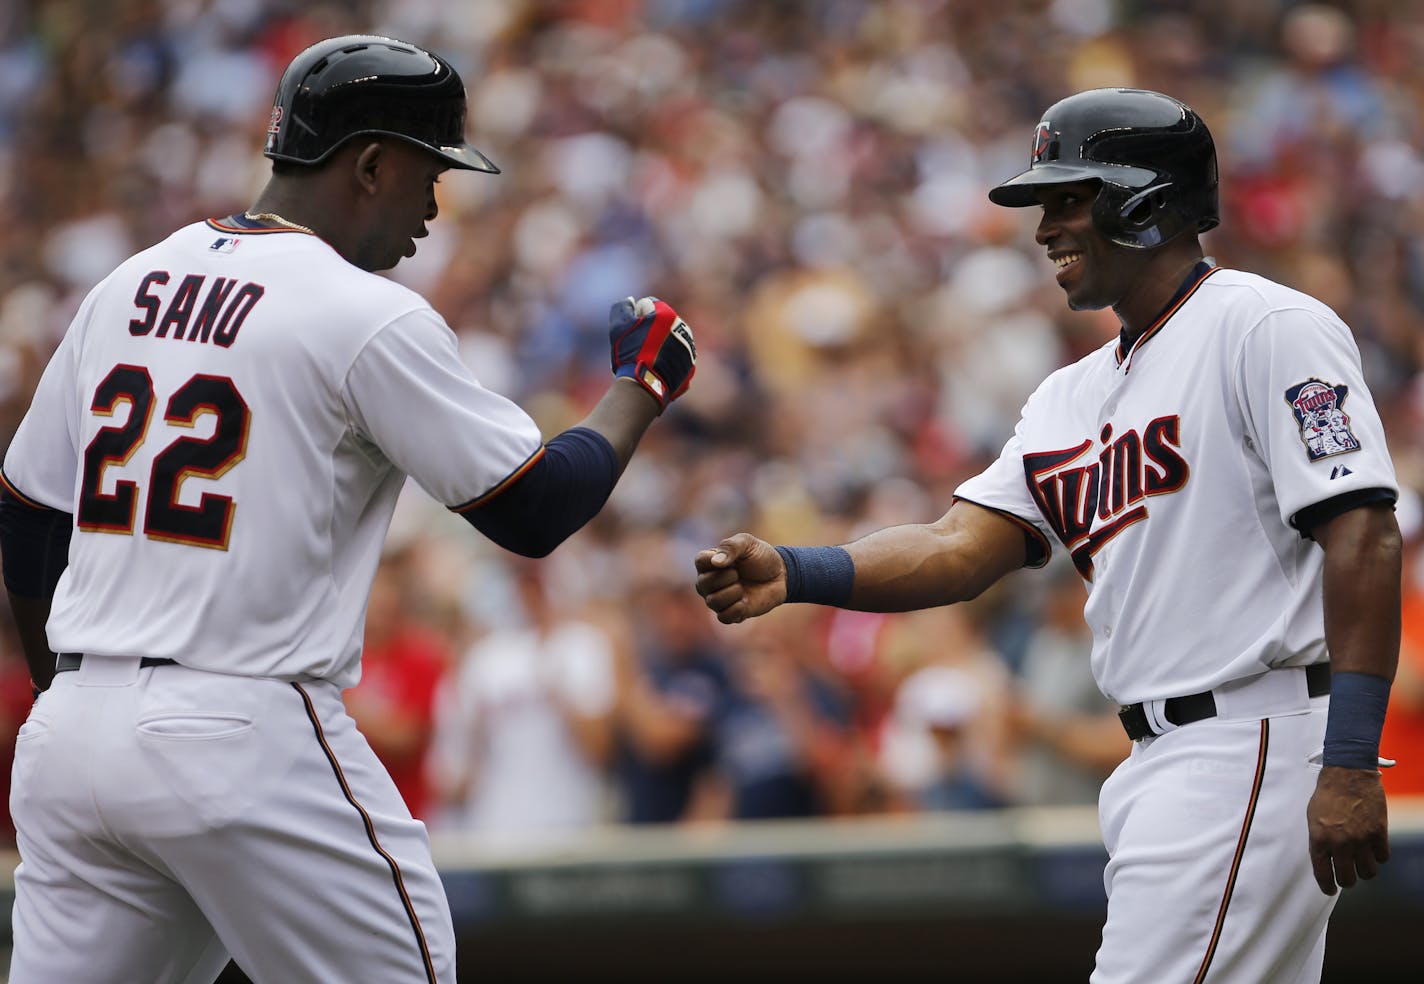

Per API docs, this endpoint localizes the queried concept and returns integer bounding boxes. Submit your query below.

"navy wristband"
[775,545,855,607]
[1322,671,1391,770]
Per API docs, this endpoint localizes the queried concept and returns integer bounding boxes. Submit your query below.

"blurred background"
[2,0,1424,980]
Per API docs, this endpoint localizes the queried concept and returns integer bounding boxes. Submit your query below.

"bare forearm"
[844,525,981,611]
[844,512,1028,612]
[696,501,1030,625]
[1305,502,1399,894]
[1318,504,1401,680]
[573,378,660,473]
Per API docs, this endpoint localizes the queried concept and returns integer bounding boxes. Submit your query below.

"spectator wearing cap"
[879,660,1006,812]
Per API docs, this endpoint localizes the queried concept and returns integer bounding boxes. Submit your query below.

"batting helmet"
[988,88,1218,249]
[263,35,499,174]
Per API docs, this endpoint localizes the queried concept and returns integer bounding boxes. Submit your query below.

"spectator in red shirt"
[344,548,451,821]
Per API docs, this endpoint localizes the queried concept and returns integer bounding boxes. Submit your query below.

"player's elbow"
[934,554,1006,606]
[486,524,565,559]
[509,537,559,560]
[457,429,617,559]
[947,580,991,605]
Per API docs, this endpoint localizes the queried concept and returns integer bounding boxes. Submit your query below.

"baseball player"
[0,35,694,984]
[696,88,1399,983]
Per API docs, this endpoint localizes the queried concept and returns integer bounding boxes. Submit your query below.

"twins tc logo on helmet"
[1032,122,1058,163]
[263,106,283,153]
[1285,378,1360,461]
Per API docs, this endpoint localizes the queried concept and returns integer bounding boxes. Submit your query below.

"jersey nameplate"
[128,271,265,347]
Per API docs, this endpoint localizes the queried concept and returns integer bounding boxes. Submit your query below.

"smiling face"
[1034,180,1154,313]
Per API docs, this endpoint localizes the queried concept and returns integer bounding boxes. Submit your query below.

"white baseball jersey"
[955,263,1397,704]
[3,217,542,688]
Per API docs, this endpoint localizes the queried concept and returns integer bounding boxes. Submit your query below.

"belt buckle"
[1118,703,1151,741]
[1119,698,1182,741]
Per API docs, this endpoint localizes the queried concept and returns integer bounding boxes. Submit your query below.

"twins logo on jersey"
[1285,378,1360,462]
[1023,415,1190,578]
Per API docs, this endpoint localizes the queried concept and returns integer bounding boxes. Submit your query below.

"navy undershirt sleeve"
[1293,487,1396,540]
[0,485,72,599]
[458,427,619,557]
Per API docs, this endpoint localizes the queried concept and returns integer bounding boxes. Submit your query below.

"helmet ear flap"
[1118,183,1173,230]
[1091,180,1190,249]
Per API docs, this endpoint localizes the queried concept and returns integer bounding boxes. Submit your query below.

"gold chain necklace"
[244,211,315,235]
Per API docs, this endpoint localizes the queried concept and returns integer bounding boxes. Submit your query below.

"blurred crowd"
[3,0,1424,846]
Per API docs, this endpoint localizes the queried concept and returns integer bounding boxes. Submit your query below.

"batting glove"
[609,296,696,412]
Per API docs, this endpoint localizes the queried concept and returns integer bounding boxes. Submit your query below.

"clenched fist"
[694,533,787,623]
[609,296,696,412]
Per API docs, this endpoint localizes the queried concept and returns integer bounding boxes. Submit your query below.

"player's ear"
[351,141,385,196]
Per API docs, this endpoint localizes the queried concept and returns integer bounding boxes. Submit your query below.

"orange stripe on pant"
[1193,719,1270,984]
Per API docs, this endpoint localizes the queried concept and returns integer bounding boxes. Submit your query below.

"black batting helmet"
[988,88,1217,249]
[263,35,499,173]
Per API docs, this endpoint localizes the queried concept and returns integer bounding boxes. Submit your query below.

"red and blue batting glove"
[609,296,696,412]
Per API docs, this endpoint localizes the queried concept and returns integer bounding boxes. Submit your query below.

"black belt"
[55,652,178,673]
[1118,663,1331,741]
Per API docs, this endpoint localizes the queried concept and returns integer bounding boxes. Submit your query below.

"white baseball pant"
[1093,669,1336,983]
[8,654,455,983]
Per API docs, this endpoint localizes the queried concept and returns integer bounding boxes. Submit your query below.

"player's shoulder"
[92,221,209,286]
[1198,267,1341,325]
[84,220,444,360]
[67,225,215,327]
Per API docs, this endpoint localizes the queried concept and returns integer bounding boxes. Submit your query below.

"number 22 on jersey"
[78,364,250,549]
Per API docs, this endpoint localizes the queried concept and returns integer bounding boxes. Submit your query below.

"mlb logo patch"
[1285,378,1360,461]
[209,237,241,255]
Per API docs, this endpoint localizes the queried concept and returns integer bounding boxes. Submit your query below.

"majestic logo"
[1285,378,1360,461]
[1023,415,1190,579]
[1032,121,1057,164]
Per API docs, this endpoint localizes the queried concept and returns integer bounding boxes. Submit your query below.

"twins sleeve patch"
[1285,378,1361,461]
